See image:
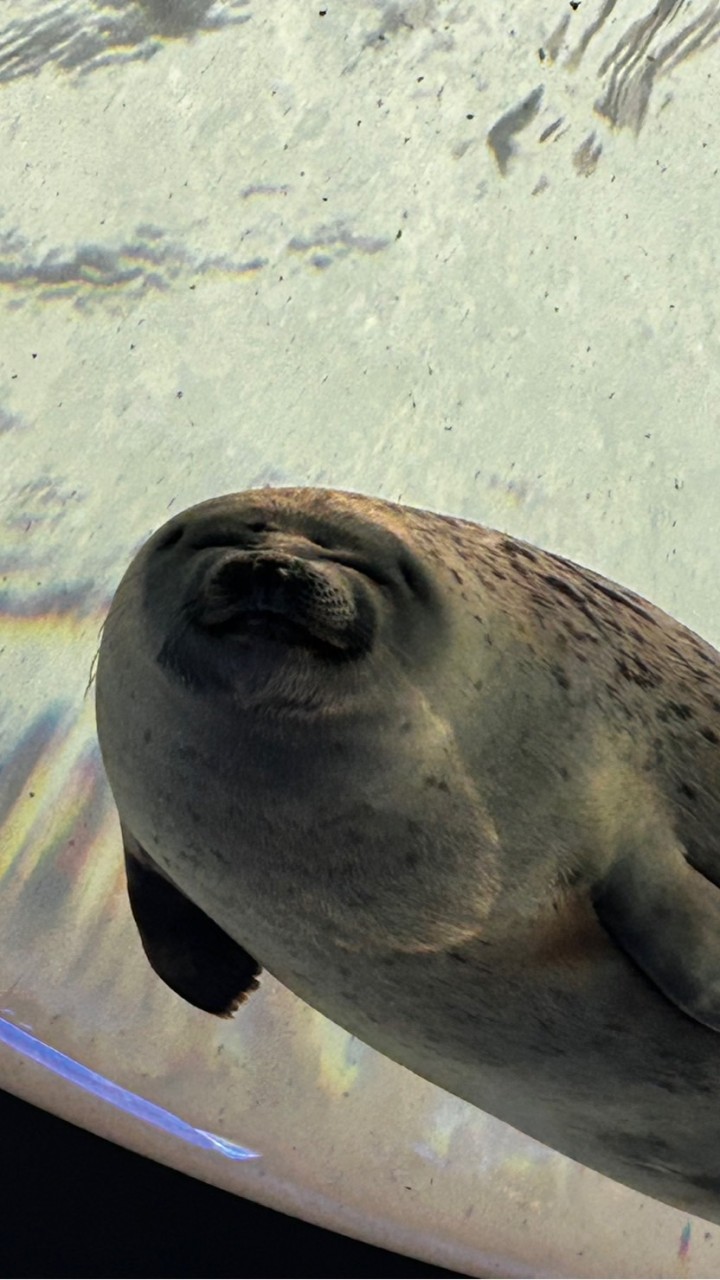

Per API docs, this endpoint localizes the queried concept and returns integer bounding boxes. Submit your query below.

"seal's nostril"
[246,521,269,534]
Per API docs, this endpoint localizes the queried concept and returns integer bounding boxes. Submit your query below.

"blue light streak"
[0,1016,260,1161]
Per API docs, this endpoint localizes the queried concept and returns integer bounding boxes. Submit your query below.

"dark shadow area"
[0,1087,468,1278]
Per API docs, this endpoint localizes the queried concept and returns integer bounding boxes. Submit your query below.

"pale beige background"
[2,2,720,1276]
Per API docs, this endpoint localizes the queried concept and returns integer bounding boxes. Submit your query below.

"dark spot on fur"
[508,559,530,578]
[701,727,719,744]
[451,568,463,585]
[424,775,450,792]
[679,781,698,802]
[404,851,419,868]
[603,617,624,636]
[667,702,694,721]
[551,665,570,690]
[447,950,469,963]
[592,580,657,625]
[564,622,596,644]
[496,537,529,563]
[514,543,538,563]
[491,568,507,581]
[615,657,661,690]
[543,574,586,605]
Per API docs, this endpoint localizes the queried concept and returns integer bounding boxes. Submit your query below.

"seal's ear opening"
[121,825,261,1017]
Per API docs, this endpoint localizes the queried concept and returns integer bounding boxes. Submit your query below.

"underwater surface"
[2,2,720,1275]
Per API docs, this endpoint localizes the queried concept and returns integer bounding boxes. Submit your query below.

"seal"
[95,486,720,1222]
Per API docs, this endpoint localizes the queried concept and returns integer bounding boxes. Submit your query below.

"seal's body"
[96,487,720,1221]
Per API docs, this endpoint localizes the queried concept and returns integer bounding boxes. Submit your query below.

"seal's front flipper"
[122,824,261,1017]
[593,850,720,1032]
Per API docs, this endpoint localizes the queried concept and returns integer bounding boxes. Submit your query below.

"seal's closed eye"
[122,825,261,1017]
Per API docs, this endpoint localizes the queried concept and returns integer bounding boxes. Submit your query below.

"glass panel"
[2,3,719,1275]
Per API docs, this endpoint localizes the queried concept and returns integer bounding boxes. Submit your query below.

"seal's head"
[96,487,498,969]
[102,486,447,717]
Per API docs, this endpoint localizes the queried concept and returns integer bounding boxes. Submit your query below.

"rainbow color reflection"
[0,1015,260,1162]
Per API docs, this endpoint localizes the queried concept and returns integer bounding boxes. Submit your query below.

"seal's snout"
[192,549,376,658]
[196,552,312,628]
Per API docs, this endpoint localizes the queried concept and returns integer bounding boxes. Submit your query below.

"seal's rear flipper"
[122,824,261,1017]
[593,850,720,1032]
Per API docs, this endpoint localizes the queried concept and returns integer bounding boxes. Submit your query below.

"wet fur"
[96,487,720,1223]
